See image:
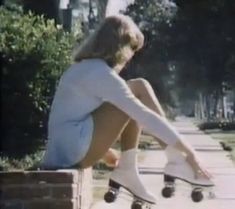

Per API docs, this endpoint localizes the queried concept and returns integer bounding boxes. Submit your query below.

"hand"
[102,148,119,168]
[186,154,212,179]
[173,141,212,180]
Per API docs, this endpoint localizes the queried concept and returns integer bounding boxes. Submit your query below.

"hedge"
[0,5,82,156]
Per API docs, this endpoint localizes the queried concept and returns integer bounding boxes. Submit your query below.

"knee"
[128,78,150,86]
[127,78,151,97]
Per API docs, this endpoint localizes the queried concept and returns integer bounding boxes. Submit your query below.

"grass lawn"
[204,130,235,163]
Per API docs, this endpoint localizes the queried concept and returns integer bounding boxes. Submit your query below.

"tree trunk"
[194,101,200,119]
[233,90,235,121]
[213,89,219,118]
[95,0,108,22]
[220,84,228,119]
[205,94,211,121]
[221,94,228,119]
[198,92,205,120]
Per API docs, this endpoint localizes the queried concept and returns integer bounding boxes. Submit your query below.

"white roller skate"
[104,149,156,209]
[162,146,214,202]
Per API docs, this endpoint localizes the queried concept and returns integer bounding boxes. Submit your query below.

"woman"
[42,14,213,204]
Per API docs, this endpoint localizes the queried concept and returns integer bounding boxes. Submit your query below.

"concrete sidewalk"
[91,117,235,209]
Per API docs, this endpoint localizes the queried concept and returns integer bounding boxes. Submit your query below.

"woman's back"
[48,58,106,129]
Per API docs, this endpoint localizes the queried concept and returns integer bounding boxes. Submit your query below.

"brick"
[51,184,78,198]
[0,168,93,209]
[0,200,23,209]
[0,185,51,200]
[23,199,76,209]
[0,172,26,185]
[0,170,78,184]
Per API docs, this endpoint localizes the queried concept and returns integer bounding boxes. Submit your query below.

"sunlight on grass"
[205,130,235,163]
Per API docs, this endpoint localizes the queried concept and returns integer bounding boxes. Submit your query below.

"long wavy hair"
[73,14,144,70]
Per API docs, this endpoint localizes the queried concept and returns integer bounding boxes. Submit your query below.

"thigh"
[79,102,130,168]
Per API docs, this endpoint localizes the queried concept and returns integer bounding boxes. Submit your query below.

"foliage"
[171,0,235,119]
[173,0,235,93]
[0,6,81,156]
[124,0,178,106]
[22,0,60,24]
[0,150,44,171]
[198,121,235,131]
[125,0,235,117]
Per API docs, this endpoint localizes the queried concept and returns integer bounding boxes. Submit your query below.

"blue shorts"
[42,115,94,169]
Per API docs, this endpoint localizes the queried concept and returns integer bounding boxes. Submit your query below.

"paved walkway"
[91,117,235,209]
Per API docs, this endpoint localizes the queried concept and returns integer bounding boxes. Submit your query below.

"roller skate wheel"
[162,187,174,198]
[104,190,117,203]
[191,190,203,202]
[208,191,216,199]
[131,200,143,209]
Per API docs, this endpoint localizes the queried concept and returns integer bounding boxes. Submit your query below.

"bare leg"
[127,78,166,117]
[80,78,168,168]
[79,102,132,168]
[125,79,213,184]
[126,78,168,148]
[79,77,212,194]
[101,78,165,165]
[120,119,141,151]
[78,101,157,203]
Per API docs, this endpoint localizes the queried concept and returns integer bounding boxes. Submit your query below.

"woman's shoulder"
[80,58,110,69]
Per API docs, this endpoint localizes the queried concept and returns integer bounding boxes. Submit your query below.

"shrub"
[0,6,82,156]
[0,150,44,171]
[198,121,235,131]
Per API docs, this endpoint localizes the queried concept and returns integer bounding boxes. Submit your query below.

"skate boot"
[162,145,214,202]
[104,148,156,205]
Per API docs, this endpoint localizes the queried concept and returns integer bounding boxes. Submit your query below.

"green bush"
[0,6,81,156]
[0,150,45,171]
[198,121,235,131]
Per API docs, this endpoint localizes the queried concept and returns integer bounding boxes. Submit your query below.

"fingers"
[195,164,213,179]
[198,160,213,178]
[189,157,213,179]
[102,148,119,168]
[200,167,213,178]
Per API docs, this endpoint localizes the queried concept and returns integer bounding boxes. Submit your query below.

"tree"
[95,0,108,22]
[125,0,235,119]
[124,0,178,107]
[0,6,78,156]
[172,0,235,119]
[22,0,60,23]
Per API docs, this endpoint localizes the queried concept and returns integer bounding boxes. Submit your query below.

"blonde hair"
[73,14,144,70]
